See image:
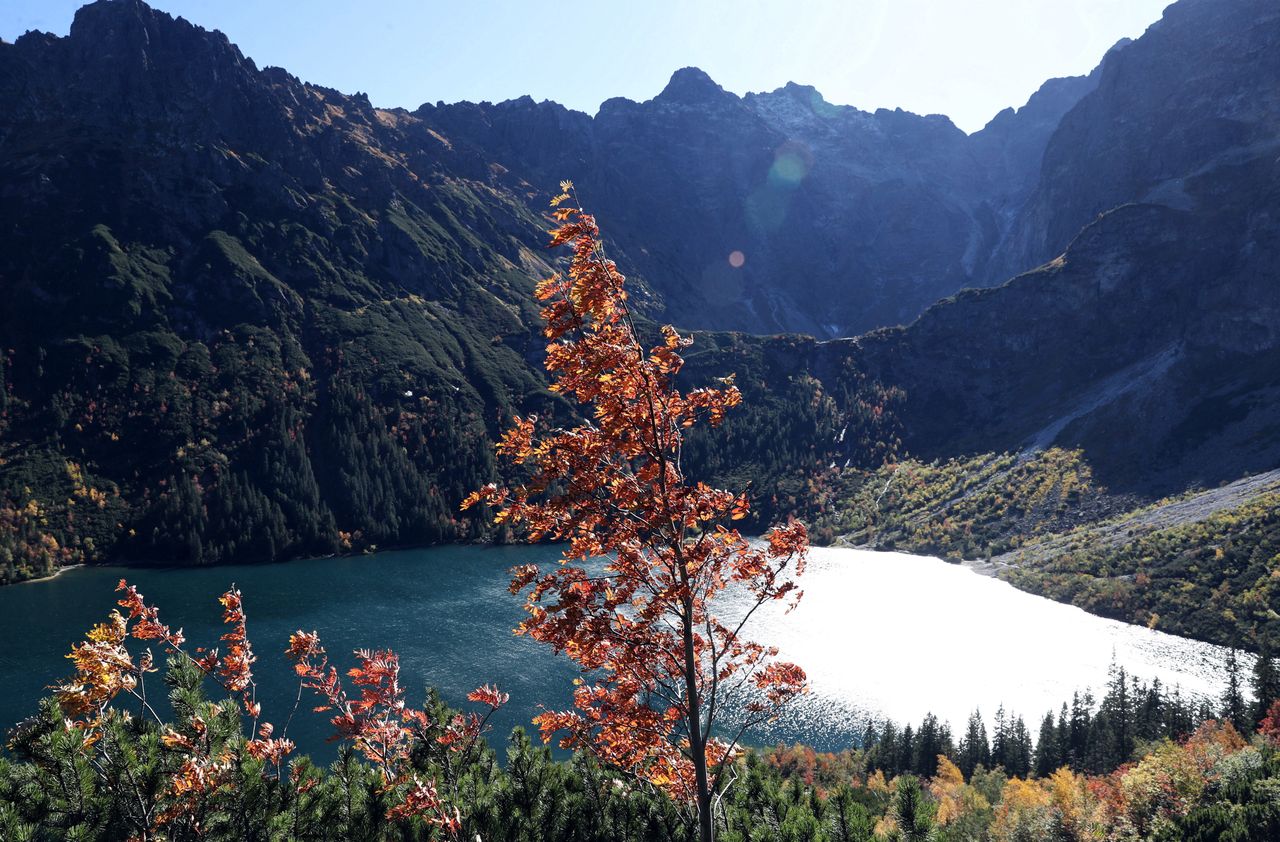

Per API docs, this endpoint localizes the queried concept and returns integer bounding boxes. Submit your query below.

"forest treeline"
[0,301,897,588]
[5,653,1280,841]
[0,321,529,585]
[862,649,1277,781]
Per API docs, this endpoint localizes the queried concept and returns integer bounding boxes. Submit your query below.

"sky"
[2,0,1174,133]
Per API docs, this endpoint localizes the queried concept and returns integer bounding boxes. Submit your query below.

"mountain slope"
[988,0,1280,282]
[841,163,1280,494]
[0,0,571,580]
[836,0,1280,494]
[0,0,1102,581]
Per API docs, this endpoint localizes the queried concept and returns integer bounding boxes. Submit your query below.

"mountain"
[987,0,1280,282]
[1,0,1278,590]
[838,0,1280,493]
[422,65,1101,337]
[0,0,1097,581]
[0,0,885,581]
[0,0,568,580]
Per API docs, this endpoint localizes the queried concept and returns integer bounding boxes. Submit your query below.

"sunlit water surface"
[0,545,1232,756]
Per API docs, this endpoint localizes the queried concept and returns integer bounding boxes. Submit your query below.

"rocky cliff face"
[826,0,1280,493]
[841,146,1280,492]
[988,0,1280,282]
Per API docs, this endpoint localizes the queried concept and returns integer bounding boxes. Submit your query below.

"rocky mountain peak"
[775,81,823,101]
[71,0,170,35]
[68,0,244,67]
[744,81,851,127]
[654,66,734,105]
[31,0,262,126]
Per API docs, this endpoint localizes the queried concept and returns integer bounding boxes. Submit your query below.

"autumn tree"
[465,184,809,842]
[45,579,505,839]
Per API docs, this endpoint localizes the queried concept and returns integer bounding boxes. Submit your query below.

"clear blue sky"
[2,0,1173,133]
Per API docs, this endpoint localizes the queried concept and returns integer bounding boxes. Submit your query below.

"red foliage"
[214,586,258,715]
[117,580,186,649]
[1260,699,1280,745]
[286,629,506,831]
[387,776,460,833]
[465,185,808,839]
[55,582,503,839]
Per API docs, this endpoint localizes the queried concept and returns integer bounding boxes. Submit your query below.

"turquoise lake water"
[0,545,1234,759]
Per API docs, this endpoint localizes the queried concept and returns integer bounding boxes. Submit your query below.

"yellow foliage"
[990,777,1052,842]
[930,756,972,825]
[865,769,892,797]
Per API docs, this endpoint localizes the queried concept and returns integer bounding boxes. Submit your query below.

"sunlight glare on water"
[730,546,1234,743]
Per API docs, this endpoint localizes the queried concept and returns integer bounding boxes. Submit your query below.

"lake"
[0,545,1234,757]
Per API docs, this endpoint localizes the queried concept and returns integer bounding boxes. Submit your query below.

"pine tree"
[1069,691,1091,767]
[899,724,916,776]
[1166,685,1195,740]
[991,705,1009,771]
[958,709,991,778]
[1055,704,1071,770]
[1252,643,1279,728]
[826,786,875,842]
[1034,711,1059,777]
[877,722,901,776]
[913,714,947,778]
[1008,716,1033,778]
[1222,646,1249,733]
[1106,663,1133,765]
[1083,661,1135,771]
[888,775,936,842]
[1137,676,1163,742]
[860,721,880,754]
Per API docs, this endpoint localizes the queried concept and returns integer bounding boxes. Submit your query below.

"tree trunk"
[680,584,713,842]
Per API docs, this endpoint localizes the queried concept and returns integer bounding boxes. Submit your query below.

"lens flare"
[769,139,812,187]
[746,139,813,234]
[728,250,745,268]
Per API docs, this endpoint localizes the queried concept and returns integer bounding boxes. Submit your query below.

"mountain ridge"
[1,0,1278,598]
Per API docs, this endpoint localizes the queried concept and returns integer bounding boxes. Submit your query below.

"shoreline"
[0,535,524,590]
[13,563,85,586]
